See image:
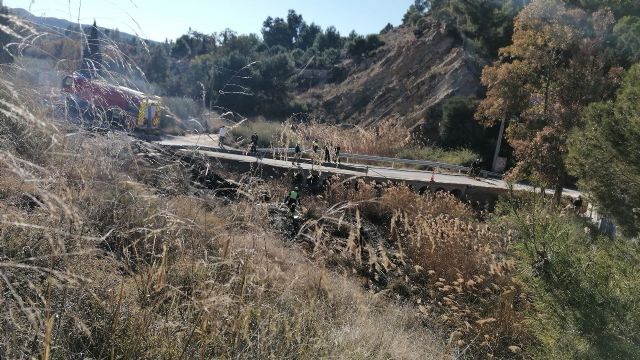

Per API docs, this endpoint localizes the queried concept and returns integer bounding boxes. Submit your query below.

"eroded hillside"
[302,18,483,139]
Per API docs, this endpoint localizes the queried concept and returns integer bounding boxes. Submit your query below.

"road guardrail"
[257,147,503,179]
[160,143,502,179]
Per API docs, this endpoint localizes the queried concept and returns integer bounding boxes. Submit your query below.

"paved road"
[157,133,220,148]
[158,134,581,199]
[367,167,580,198]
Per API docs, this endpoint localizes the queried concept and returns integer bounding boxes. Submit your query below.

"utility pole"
[492,116,506,172]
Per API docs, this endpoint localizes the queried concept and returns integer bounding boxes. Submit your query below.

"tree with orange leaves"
[475,0,622,201]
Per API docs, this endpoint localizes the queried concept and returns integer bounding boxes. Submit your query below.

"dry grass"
[229,119,290,148]
[395,146,479,166]
[229,117,478,168]
[296,118,410,156]
[0,71,449,359]
[294,181,533,358]
[229,117,408,156]
[390,211,530,357]
[8,5,639,359]
[0,10,522,359]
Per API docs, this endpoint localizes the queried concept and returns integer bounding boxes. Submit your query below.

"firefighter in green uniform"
[285,186,300,213]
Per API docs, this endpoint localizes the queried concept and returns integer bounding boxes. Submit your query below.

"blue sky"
[4,0,413,41]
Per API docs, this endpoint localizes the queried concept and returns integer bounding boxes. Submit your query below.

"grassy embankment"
[0,76,448,359]
[5,8,636,359]
[1,72,637,360]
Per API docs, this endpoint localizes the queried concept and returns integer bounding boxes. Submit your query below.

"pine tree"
[298,22,321,50]
[81,20,103,78]
[262,16,293,48]
[146,46,170,85]
[614,16,640,64]
[402,0,429,26]
[568,63,640,236]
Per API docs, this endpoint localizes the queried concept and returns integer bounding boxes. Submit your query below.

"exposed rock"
[302,19,484,141]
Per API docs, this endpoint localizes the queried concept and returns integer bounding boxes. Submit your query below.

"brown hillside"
[302,19,484,140]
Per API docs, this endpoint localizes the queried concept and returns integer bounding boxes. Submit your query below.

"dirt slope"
[302,19,484,140]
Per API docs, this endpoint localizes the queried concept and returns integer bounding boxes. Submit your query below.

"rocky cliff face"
[301,19,484,140]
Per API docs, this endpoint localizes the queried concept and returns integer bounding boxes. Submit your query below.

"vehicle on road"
[61,73,163,130]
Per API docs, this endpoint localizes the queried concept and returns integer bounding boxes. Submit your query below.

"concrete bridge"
[157,136,580,206]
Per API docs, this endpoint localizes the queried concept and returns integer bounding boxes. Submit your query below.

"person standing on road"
[324,145,331,163]
[293,143,302,165]
[250,132,258,153]
[334,145,341,164]
[469,158,482,177]
[218,126,227,148]
[313,139,319,154]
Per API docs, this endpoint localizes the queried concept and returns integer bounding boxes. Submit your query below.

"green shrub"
[394,146,478,166]
[494,197,640,359]
[439,96,484,149]
[347,34,384,59]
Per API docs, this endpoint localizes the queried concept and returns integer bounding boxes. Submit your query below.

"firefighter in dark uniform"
[250,132,258,153]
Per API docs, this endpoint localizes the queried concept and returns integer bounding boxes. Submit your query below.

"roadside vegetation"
[495,197,640,359]
[0,78,448,359]
[2,0,640,359]
[394,147,478,166]
[228,119,288,148]
[230,119,479,165]
[3,86,638,358]
[300,179,640,359]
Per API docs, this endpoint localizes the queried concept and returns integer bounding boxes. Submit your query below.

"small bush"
[229,120,287,148]
[347,34,384,59]
[439,96,484,149]
[395,146,479,166]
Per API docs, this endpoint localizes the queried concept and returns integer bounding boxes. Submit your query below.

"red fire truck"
[61,73,162,130]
